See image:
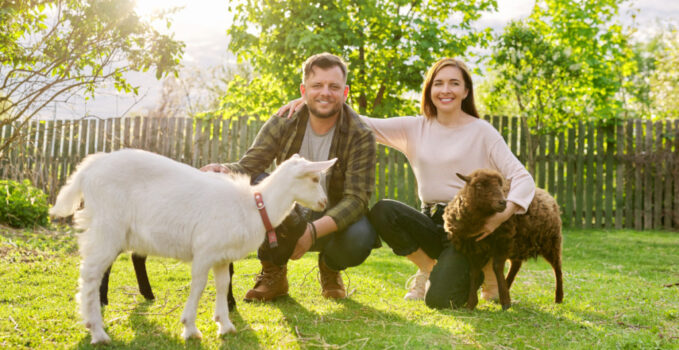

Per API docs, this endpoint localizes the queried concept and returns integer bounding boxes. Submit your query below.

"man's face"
[301,66,349,119]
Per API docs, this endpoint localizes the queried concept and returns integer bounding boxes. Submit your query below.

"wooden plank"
[123,117,131,148]
[87,119,97,156]
[501,116,509,142]
[573,122,584,228]
[584,122,594,229]
[565,126,576,227]
[556,131,565,219]
[510,117,519,155]
[210,118,220,163]
[183,118,193,165]
[654,121,664,229]
[610,125,619,229]
[634,120,643,230]
[192,118,204,167]
[614,123,624,229]
[219,119,230,163]
[595,126,605,228]
[643,120,653,230]
[663,121,673,230]
[175,118,186,162]
[674,120,679,230]
[547,132,555,195]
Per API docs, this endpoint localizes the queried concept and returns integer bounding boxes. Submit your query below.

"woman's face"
[430,66,468,116]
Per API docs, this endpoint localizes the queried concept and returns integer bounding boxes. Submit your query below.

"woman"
[280,58,535,308]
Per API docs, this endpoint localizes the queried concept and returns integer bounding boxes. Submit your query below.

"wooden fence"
[1,115,678,231]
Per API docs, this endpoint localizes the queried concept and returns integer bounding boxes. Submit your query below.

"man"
[201,53,378,300]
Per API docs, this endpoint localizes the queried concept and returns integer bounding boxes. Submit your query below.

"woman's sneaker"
[404,269,430,300]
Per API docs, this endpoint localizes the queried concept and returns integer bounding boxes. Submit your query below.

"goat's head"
[456,169,510,215]
[278,154,337,211]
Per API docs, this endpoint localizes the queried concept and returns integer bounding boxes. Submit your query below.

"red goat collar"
[254,192,278,248]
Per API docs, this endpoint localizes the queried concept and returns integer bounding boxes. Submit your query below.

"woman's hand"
[276,98,306,119]
[474,202,519,241]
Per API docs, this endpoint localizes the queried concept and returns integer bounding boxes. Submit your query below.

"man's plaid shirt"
[223,103,376,232]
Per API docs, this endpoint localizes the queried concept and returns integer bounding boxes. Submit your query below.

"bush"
[0,179,50,228]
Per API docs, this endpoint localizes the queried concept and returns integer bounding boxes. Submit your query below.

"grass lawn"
[1,225,677,349]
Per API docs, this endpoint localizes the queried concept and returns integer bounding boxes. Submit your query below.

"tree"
[0,0,184,156]
[227,0,496,118]
[480,0,636,172]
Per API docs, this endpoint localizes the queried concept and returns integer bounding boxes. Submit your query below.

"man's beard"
[308,102,342,119]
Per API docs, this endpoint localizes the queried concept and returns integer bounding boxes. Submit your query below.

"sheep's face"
[457,169,508,215]
[284,155,337,211]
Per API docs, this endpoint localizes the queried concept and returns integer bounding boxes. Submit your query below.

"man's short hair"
[302,53,348,83]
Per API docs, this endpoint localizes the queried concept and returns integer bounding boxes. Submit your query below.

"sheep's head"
[279,154,337,211]
[456,169,509,215]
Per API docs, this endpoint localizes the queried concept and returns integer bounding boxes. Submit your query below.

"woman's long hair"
[421,58,479,119]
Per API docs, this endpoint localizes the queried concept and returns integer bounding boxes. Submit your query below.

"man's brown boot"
[243,260,288,302]
[318,257,346,299]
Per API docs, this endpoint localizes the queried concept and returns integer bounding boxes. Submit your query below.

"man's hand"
[200,163,231,173]
[473,202,519,241]
[276,98,306,119]
[290,229,312,260]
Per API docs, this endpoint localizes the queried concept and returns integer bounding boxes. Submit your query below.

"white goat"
[50,149,336,344]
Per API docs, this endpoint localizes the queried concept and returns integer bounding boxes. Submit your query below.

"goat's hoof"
[90,328,111,344]
[182,327,202,340]
[218,321,237,335]
[502,303,511,311]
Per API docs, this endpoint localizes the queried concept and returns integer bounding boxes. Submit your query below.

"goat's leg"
[78,238,120,344]
[505,259,523,290]
[493,256,511,310]
[213,261,236,335]
[131,253,154,300]
[180,260,211,340]
[227,262,236,310]
[465,266,483,310]
[99,265,112,306]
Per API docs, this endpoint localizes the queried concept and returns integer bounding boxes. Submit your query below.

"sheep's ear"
[457,173,471,183]
[303,158,337,174]
[506,177,513,187]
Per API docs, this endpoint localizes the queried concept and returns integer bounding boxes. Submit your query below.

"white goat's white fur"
[50,149,336,344]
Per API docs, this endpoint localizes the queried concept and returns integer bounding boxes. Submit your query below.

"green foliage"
[1,228,677,348]
[0,0,184,155]
[482,0,636,132]
[643,25,679,119]
[0,179,49,228]
[226,0,497,118]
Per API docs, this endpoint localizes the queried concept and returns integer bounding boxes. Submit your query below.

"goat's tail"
[49,153,106,218]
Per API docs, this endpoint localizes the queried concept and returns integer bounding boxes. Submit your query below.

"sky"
[48,0,679,120]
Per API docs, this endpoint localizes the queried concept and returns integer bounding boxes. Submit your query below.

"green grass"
[1,226,678,349]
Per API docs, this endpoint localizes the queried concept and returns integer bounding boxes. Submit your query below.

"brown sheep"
[442,169,563,310]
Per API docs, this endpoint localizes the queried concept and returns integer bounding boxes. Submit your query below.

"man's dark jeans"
[252,173,378,271]
[368,199,470,308]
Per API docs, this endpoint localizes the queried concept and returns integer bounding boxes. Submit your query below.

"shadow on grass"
[74,297,261,349]
[272,296,461,348]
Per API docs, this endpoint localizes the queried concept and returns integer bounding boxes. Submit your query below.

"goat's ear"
[303,158,337,174]
[456,173,471,183]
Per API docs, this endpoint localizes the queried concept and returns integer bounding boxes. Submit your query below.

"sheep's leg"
[465,266,483,310]
[180,260,211,340]
[213,261,236,335]
[78,237,120,344]
[505,259,523,290]
[493,256,511,310]
[543,251,564,303]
